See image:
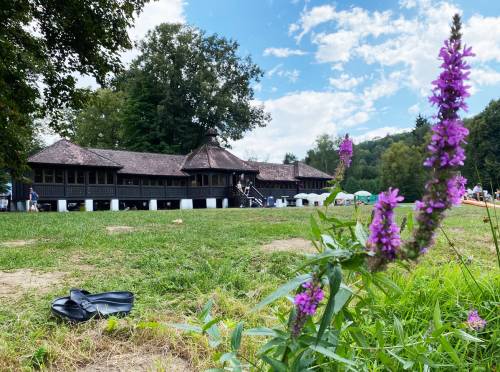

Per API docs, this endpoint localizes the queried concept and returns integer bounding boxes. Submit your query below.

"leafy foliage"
[116,23,270,154]
[1,0,150,177]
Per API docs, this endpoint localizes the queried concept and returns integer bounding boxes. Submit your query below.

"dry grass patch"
[261,238,316,254]
[0,239,38,248]
[79,350,190,372]
[106,226,136,234]
[0,269,65,299]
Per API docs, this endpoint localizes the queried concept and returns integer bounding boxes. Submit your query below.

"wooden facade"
[13,134,332,207]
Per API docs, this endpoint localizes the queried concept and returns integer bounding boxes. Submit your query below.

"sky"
[75,0,500,162]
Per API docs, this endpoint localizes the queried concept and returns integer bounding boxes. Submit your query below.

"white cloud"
[289,4,336,42]
[471,68,500,86]
[408,103,420,115]
[465,15,500,63]
[263,47,307,57]
[231,74,401,162]
[266,64,300,82]
[353,126,411,143]
[329,73,364,90]
[313,30,360,63]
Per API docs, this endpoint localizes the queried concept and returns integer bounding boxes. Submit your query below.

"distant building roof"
[28,134,331,181]
[28,140,121,168]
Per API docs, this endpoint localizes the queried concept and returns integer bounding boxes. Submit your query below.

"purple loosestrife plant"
[467,310,486,331]
[367,188,404,262]
[291,279,324,337]
[339,135,353,168]
[405,18,474,259]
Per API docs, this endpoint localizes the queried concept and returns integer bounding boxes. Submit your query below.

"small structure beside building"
[12,130,332,211]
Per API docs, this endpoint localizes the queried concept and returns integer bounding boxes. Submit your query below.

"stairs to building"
[235,185,264,207]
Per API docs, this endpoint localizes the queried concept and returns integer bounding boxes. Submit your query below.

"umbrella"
[345,193,355,200]
[294,193,308,199]
[354,190,371,197]
[335,192,348,200]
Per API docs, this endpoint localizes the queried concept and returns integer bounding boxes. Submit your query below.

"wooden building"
[12,130,332,211]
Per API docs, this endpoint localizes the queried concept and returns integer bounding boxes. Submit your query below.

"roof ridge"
[89,147,186,158]
[84,147,123,167]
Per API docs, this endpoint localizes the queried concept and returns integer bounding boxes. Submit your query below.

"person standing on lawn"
[28,187,39,212]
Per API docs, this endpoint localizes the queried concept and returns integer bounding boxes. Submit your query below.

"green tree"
[283,153,298,164]
[71,89,126,148]
[464,99,500,188]
[1,0,150,178]
[304,134,341,175]
[380,141,425,201]
[119,23,270,154]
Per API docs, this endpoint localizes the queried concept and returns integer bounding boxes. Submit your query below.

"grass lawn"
[0,205,498,370]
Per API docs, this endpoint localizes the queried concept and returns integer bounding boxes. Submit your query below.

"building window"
[34,169,43,183]
[118,176,139,186]
[55,169,64,183]
[43,169,54,183]
[88,171,96,184]
[144,178,164,186]
[172,178,186,186]
[211,174,226,186]
[68,170,85,184]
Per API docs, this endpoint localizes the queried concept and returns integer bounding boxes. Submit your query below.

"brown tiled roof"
[248,161,296,181]
[90,148,188,177]
[248,161,332,181]
[182,144,257,172]
[295,162,332,179]
[28,140,121,168]
[29,139,331,181]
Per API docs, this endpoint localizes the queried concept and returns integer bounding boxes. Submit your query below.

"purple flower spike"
[467,310,486,331]
[291,280,324,337]
[406,18,473,259]
[367,188,404,261]
[339,135,353,168]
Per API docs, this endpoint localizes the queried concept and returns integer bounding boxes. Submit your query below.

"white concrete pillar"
[296,199,303,207]
[206,198,217,209]
[57,200,67,212]
[180,199,193,210]
[85,199,93,212]
[17,201,25,211]
[276,199,283,208]
[283,198,288,207]
[222,198,229,209]
[149,199,157,211]
[110,199,119,211]
[25,200,30,211]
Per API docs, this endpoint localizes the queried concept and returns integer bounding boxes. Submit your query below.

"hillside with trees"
[305,103,500,201]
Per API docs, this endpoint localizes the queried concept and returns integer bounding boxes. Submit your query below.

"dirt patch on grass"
[0,269,65,299]
[0,239,38,248]
[80,350,190,372]
[106,226,136,234]
[261,238,316,254]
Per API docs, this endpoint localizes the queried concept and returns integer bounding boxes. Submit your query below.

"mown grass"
[0,205,498,370]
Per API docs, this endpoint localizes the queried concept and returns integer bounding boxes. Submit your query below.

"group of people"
[469,184,500,202]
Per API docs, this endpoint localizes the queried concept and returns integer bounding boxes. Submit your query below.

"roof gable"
[182,144,257,172]
[28,140,121,168]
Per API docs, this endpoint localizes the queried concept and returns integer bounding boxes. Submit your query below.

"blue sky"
[78,0,500,162]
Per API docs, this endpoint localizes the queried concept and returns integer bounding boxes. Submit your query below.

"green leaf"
[439,335,461,365]
[207,324,222,348]
[310,215,321,240]
[433,301,443,330]
[372,273,402,296]
[198,300,214,322]
[169,323,203,333]
[324,185,341,207]
[295,250,352,272]
[244,327,278,337]
[453,329,483,343]
[406,211,414,233]
[333,287,352,314]
[316,265,342,343]
[393,316,405,344]
[387,350,414,370]
[355,221,368,247]
[260,355,288,372]
[231,322,244,351]
[377,351,396,371]
[254,273,312,311]
[202,317,222,332]
[309,345,356,366]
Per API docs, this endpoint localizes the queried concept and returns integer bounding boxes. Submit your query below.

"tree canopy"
[109,23,269,154]
[1,0,150,178]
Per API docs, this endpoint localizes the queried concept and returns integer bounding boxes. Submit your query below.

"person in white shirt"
[472,184,483,201]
